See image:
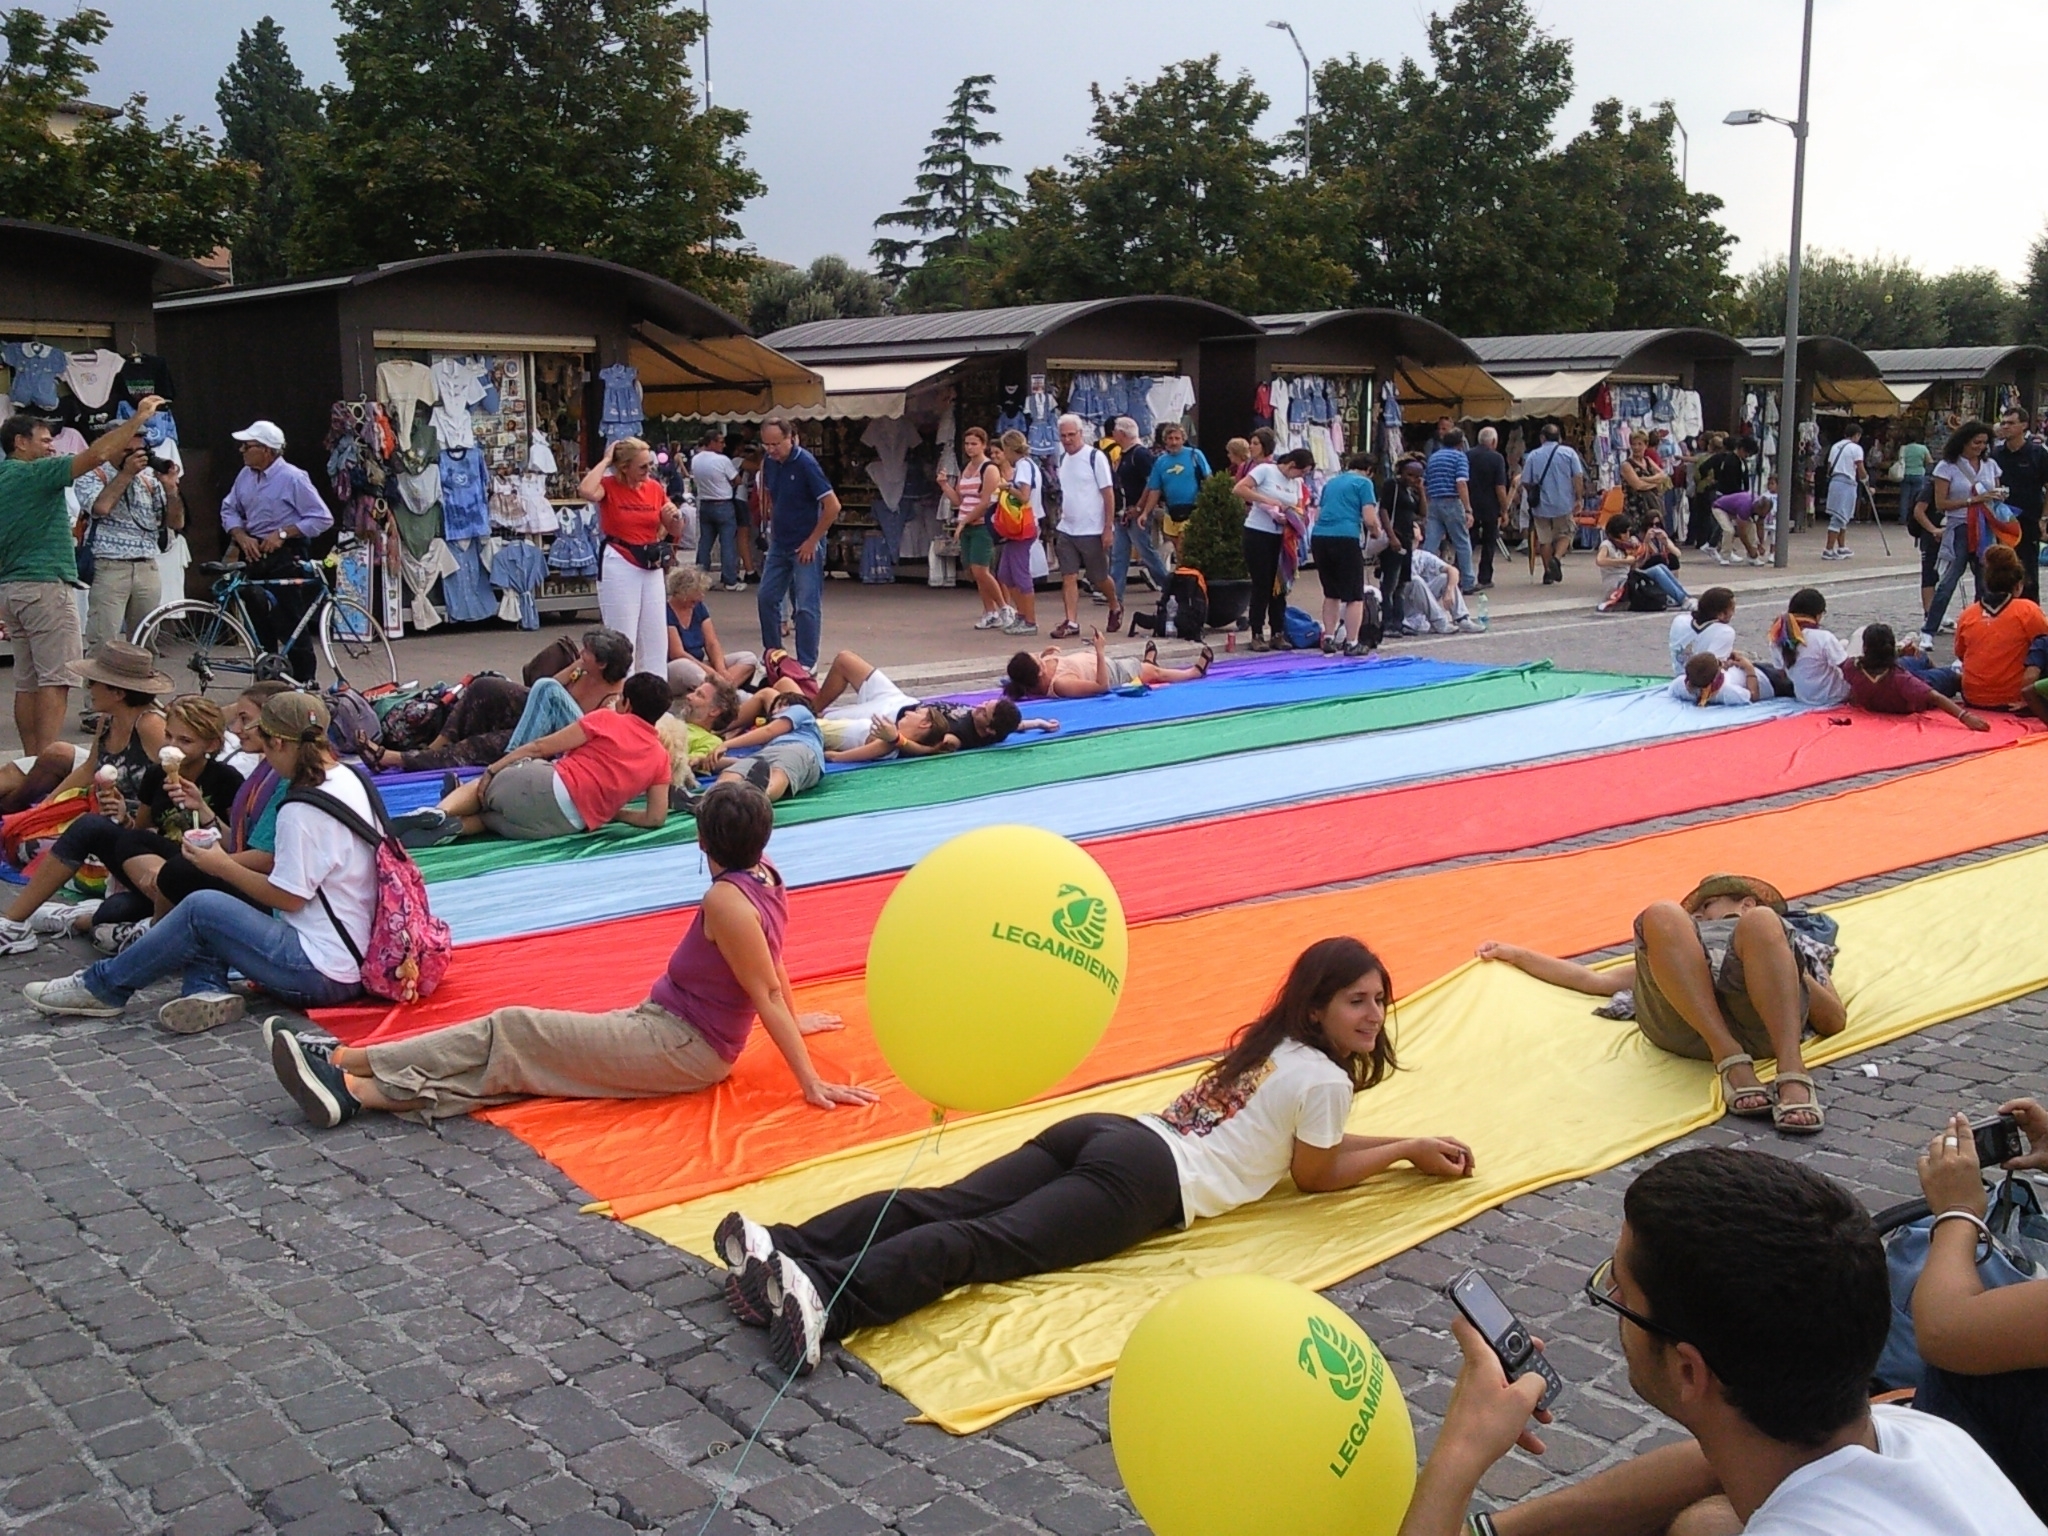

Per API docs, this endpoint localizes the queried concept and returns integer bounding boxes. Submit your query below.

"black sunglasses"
[1585,1256,1685,1343]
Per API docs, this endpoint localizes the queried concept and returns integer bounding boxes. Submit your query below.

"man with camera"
[1398,1147,2042,1536]
[75,437,184,652]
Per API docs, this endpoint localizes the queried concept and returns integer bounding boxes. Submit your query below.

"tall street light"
[1726,0,1814,569]
[1267,20,1313,175]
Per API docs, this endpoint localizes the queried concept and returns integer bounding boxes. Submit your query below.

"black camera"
[1971,1112,2024,1169]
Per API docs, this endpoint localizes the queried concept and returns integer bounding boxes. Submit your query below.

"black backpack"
[1624,570,1670,612]
[1131,568,1209,640]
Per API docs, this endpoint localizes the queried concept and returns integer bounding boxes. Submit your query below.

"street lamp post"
[1725,0,1815,569]
[1267,20,1313,175]
[1671,113,1688,188]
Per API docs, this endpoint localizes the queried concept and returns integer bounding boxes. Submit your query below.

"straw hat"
[1681,874,1788,915]
[67,640,174,695]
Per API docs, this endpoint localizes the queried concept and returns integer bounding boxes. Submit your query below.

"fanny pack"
[606,537,674,571]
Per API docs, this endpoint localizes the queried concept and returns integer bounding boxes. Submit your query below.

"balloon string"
[692,1111,949,1535]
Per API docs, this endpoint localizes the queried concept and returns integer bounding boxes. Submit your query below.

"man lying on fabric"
[1477,874,1843,1135]
[731,649,1055,762]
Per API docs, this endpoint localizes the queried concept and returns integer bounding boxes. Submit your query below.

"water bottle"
[1164,594,1179,634]
[1474,593,1490,631]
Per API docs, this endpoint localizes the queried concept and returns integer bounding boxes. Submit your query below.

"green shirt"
[1900,441,1930,478]
[0,455,82,585]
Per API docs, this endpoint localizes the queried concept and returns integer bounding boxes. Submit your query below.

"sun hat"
[256,691,330,744]
[1681,874,1788,915]
[67,640,174,695]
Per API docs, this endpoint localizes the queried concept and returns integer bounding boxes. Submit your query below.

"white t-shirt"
[690,450,740,502]
[1670,615,1738,676]
[1010,457,1045,521]
[1825,439,1865,483]
[1934,458,2002,530]
[270,765,381,984]
[823,667,916,723]
[1242,461,1294,535]
[1745,1405,2044,1536]
[1055,446,1114,537]
[1785,624,1852,705]
[1666,672,1752,706]
[1143,1039,1354,1222]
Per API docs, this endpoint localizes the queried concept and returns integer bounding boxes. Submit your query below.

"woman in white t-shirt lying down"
[714,936,1475,1377]
[22,692,377,1034]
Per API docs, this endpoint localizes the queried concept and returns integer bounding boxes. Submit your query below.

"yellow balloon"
[866,825,1126,1112]
[1111,1275,1415,1536]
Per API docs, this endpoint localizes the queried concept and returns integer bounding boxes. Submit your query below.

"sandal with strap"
[1143,640,1158,666]
[1771,1072,1826,1135]
[1714,1053,1773,1119]
[1195,644,1214,676]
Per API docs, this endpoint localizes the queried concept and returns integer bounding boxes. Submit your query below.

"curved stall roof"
[1466,328,1751,376]
[1254,308,1510,414]
[1864,345,2048,400]
[0,217,223,297]
[1741,334,1899,415]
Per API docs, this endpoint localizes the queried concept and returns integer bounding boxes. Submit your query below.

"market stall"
[156,250,820,632]
[1739,336,1900,519]
[1865,345,2048,427]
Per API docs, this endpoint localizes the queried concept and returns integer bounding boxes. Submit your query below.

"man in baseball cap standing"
[219,420,333,683]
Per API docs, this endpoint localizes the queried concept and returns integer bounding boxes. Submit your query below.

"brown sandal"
[1771,1072,1826,1135]
[1714,1053,1773,1119]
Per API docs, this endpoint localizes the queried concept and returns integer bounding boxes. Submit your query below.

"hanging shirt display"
[376,360,437,447]
[401,538,459,630]
[1023,385,1060,456]
[440,537,498,622]
[490,540,548,629]
[862,415,922,511]
[61,349,124,409]
[1146,376,1197,433]
[438,447,491,541]
[547,504,601,577]
[2,342,65,410]
[599,364,643,442]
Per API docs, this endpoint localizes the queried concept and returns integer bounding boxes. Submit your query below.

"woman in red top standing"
[579,436,681,680]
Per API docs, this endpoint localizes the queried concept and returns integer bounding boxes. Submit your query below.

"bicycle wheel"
[131,602,261,697]
[319,598,397,690]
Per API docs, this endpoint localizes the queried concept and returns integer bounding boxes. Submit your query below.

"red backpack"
[284,775,452,1003]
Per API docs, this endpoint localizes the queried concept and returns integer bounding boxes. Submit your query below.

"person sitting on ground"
[663,565,759,693]
[1393,1147,2043,1536]
[0,695,242,953]
[395,673,674,845]
[1953,543,2048,713]
[1401,546,1484,635]
[363,629,634,772]
[1596,515,1689,611]
[1910,1098,2048,1517]
[1671,587,1738,676]
[1669,650,1772,707]
[696,691,827,805]
[1841,623,1984,728]
[23,693,377,1033]
[1002,627,1212,700]
[222,680,291,777]
[715,936,1476,1377]
[268,781,877,1128]
[1769,587,1853,706]
[1478,873,1843,1134]
[0,639,169,816]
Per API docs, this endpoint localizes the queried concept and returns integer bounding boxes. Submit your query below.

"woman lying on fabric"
[0,639,168,815]
[393,673,673,846]
[267,781,876,1127]
[1001,627,1212,701]
[0,695,241,954]
[24,692,376,1034]
[715,936,1475,1377]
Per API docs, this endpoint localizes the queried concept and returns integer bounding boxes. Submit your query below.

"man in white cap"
[219,420,334,683]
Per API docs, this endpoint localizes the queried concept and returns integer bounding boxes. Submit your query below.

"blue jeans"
[758,542,824,670]
[1900,657,1962,697]
[1923,528,1981,636]
[1111,516,1170,607]
[508,677,583,749]
[1425,497,1475,591]
[1638,564,1688,606]
[697,499,740,586]
[80,890,363,1009]
[1898,476,1927,527]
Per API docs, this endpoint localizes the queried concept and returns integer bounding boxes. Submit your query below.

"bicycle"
[132,534,397,696]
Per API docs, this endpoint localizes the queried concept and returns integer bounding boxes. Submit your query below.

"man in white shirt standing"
[1822,422,1866,562]
[1395,1148,2044,1536]
[1050,412,1113,640]
[690,428,745,591]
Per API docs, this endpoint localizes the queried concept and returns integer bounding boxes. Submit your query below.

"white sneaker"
[714,1210,776,1328]
[973,609,1007,630]
[1915,632,1935,653]
[1751,557,1771,566]
[90,917,151,955]
[157,992,245,1035]
[0,916,38,955]
[28,900,98,937]
[765,1253,826,1376]
[24,971,120,1017]
[1837,547,1854,557]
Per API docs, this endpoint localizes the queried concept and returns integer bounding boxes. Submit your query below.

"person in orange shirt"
[1953,544,2048,710]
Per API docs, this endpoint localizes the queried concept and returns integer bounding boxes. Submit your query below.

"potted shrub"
[1178,469,1251,630]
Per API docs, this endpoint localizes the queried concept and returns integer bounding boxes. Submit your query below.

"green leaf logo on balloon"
[1050,884,1109,951]
[1296,1316,1368,1402]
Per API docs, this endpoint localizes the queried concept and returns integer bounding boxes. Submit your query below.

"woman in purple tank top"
[264,782,878,1128]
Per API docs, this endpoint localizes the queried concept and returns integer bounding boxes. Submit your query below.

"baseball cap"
[231,420,287,451]
[257,691,329,744]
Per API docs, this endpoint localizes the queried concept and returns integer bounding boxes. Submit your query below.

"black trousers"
[770,1113,1182,1339]
[1378,541,1412,620]
[1916,1363,2048,1518]
[1241,527,1287,640]
[244,545,319,684]
[1472,510,1500,586]
[49,817,178,926]
[2020,513,2042,605]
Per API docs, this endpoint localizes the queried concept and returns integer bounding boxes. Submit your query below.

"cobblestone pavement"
[3,668,2043,1532]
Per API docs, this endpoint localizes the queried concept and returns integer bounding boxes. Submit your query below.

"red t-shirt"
[554,710,670,828]
[1842,662,1936,714]
[598,474,668,543]
[1954,596,2048,707]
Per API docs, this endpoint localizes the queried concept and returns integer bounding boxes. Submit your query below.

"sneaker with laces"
[765,1253,826,1376]
[973,609,1007,630]
[90,917,151,955]
[157,992,245,1035]
[269,1023,359,1128]
[1002,618,1038,636]
[1049,621,1080,639]
[714,1210,777,1327]
[28,900,99,937]
[24,971,121,1017]
[0,916,38,954]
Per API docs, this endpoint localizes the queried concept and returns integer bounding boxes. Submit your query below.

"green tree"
[747,256,891,336]
[872,75,1020,313]
[2024,223,2048,344]
[1738,254,1944,350]
[216,16,322,285]
[991,56,1349,313]
[1177,467,1247,582]
[1929,267,2020,347]
[0,7,254,259]
[287,0,758,303]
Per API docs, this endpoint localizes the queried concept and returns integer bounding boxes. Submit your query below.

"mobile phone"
[1448,1269,1563,1411]
[1971,1112,2024,1169]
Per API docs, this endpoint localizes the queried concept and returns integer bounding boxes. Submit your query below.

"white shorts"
[825,668,918,725]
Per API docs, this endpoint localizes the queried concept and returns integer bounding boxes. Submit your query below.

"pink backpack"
[284,775,453,1003]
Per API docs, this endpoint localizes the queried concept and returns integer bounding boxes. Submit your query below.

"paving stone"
[897,1492,1006,1536]
[738,1469,844,1525]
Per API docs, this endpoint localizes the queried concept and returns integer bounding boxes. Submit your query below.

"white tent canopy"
[1499,369,1610,417]
[718,357,964,422]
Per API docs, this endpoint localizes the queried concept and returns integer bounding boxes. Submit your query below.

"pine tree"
[216,17,322,285]
[871,74,1019,312]
[2021,222,2048,345]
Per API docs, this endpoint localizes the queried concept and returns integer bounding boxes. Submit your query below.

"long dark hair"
[1943,419,1992,464]
[1201,937,1397,1095]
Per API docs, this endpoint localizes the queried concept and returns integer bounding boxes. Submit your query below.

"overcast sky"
[55,0,2048,288]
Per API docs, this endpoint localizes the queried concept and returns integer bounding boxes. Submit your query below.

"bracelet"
[1930,1208,1993,1257]
[1467,1515,1499,1536]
